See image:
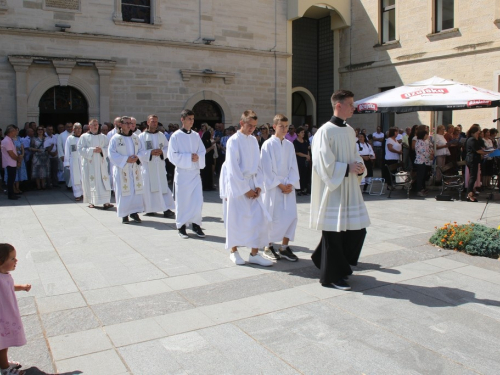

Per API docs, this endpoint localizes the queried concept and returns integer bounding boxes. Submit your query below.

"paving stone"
[105,317,168,347]
[17,296,37,316]
[41,307,101,337]
[9,338,56,375]
[36,292,87,314]
[91,291,194,325]
[56,350,128,375]
[123,279,173,297]
[154,308,216,337]
[179,273,289,307]
[48,328,113,361]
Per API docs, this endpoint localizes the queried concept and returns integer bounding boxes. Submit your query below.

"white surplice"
[310,122,371,231]
[261,136,300,242]
[166,130,205,228]
[224,131,270,250]
[219,162,228,228]
[58,130,71,185]
[109,133,145,217]
[78,133,112,206]
[64,135,83,198]
[138,131,175,213]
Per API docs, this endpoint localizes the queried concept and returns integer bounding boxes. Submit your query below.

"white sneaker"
[248,253,273,267]
[230,251,245,265]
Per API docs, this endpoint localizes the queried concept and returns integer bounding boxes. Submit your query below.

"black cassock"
[311,229,366,284]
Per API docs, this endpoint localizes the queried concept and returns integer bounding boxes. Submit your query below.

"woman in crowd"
[357,132,375,193]
[4,125,27,194]
[414,129,434,197]
[383,127,402,189]
[64,123,83,201]
[201,124,216,191]
[481,128,495,189]
[293,126,310,196]
[434,125,450,183]
[258,124,271,149]
[30,126,50,190]
[465,125,492,202]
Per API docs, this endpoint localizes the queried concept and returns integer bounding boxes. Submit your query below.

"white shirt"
[385,137,401,160]
[43,134,57,156]
[372,132,384,147]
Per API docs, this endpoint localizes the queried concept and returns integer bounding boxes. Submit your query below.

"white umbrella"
[354,76,500,113]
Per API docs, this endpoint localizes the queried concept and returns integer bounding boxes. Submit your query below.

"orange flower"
[441,239,445,242]
[459,241,463,245]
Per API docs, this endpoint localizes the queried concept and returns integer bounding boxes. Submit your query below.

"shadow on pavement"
[25,368,82,375]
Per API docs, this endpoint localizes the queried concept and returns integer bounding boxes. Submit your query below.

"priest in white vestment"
[261,114,300,262]
[224,110,273,267]
[64,123,83,200]
[107,117,122,190]
[310,90,371,291]
[78,119,113,209]
[138,114,175,218]
[58,122,73,187]
[109,116,145,224]
[166,109,206,238]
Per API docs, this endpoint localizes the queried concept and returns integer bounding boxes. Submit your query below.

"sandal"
[88,204,95,208]
[102,203,114,210]
[2,367,25,375]
[75,196,82,201]
[7,361,21,369]
[466,195,478,202]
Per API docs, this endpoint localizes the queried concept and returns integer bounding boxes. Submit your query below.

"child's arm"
[14,284,31,292]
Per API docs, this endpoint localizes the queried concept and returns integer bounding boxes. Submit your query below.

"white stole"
[116,134,144,196]
[69,137,82,183]
[143,132,168,193]
[88,134,111,192]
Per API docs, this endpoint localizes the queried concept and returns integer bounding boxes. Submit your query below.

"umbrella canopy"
[354,76,500,114]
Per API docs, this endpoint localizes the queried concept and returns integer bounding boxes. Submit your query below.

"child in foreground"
[0,243,31,375]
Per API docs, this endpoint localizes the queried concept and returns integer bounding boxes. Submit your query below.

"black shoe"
[163,210,175,219]
[122,216,130,224]
[263,246,281,261]
[144,212,156,217]
[178,225,189,239]
[332,278,351,291]
[279,246,299,262]
[130,213,142,223]
[192,223,206,238]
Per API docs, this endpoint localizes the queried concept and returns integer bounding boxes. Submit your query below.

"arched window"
[39,86,89,127]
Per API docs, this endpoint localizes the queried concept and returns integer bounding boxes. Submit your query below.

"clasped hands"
[191,153,199,162]
[349,162,365,175]
[245,187,261,199]
[151,149,163,156]
[93,146,102,153]
[127,155,139,163]
[278,183,293,194]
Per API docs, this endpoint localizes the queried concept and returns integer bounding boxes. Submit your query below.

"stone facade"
[0,0,289,127]
[340,0,500,132]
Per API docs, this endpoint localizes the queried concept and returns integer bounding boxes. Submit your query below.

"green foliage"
[429,222,500,259]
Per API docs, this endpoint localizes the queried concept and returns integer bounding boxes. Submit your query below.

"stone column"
[8,56,33,126]
[95,62,116,123]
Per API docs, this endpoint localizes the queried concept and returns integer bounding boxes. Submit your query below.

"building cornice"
[0,26,291,58]
[339,40,500,74]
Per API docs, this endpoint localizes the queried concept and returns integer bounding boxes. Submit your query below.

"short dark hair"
[0,243,15,265]
[416,129,428,140]
[227,126,236,132]
[181,109,194,119]
[388,127,398,138]
[296,126,305,135]
[331,89,354,107]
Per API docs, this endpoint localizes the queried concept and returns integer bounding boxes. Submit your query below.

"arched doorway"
[39,86,89,127]
[192,100,223,130]
[292,91,314,129]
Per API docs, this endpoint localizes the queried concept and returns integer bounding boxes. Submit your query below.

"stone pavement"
[2,186,500,375]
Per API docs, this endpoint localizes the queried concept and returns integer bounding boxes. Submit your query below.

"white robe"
[107,128,117,189]
[64,135,83,198]
[78,133,112,206]
[219,162,228,228]
[166,130,205,228]
[224,131,269,250]
[310,122,371,232]
[138,131,175,213]
[261,136,300,243]
[58,130,71,185]
[109,133,145,217]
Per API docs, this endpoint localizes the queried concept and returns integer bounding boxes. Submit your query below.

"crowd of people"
[348,122,499,200]
[1,90,372,375]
